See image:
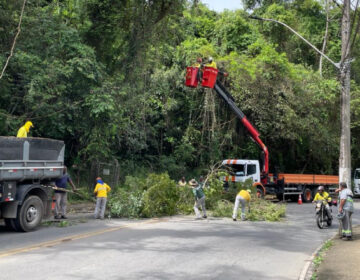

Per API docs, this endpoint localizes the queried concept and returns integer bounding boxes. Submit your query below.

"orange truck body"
[277,173,339,185]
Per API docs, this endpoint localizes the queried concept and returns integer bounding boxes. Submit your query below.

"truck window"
[247,164,257,175]
[355,170,360,179]
[224,164,245,176]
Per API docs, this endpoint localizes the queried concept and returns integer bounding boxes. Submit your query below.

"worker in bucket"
[189,179,207,219]
[337,182,354,240]
[193,57,203,82]
[313,186,332,219]
[94,177,111,220]
[232,189,251,221]
[205,57,217,69]
[193,57,203,68]
[16,121,33,138]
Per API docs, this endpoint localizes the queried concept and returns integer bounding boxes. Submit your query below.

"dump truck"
[0,137,64,231]
[185,65,339,202]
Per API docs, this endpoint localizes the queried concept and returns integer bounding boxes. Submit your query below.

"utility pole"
[250,4,353,187]
[339,0,351,188]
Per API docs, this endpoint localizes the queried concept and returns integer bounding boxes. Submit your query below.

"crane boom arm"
[213,81,269,177]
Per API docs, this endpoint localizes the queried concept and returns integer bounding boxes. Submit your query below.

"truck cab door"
[246,163,260,183]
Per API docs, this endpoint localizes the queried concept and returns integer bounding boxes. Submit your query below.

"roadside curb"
[298,233,337,280]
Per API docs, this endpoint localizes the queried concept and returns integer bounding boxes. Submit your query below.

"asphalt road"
[0,202,359,280]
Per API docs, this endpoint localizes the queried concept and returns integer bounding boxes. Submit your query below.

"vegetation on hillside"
[1,0,360,183]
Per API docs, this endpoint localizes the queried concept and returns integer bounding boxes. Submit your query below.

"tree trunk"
[339,0,351,189]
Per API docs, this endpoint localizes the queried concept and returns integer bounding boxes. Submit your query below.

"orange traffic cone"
[298,194,303,205]
[51,196,56,210]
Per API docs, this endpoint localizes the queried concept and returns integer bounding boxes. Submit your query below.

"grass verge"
[311,240,334,280]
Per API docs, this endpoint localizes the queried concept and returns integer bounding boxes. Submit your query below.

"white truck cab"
[222,159,261,184]
[354,168,360,196]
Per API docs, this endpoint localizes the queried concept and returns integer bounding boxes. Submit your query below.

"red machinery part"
[185,67,199,88]
[201,67,218,88]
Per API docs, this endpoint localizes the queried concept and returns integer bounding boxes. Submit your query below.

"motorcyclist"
[313,186,332,219]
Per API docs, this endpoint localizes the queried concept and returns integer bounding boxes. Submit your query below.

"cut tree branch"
[0,0,27,80]
[249,15,340,69]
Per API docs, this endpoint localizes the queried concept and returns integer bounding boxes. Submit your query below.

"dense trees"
[1,0,359,180]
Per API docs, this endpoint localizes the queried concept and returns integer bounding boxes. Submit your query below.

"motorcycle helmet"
[318,186,324,192]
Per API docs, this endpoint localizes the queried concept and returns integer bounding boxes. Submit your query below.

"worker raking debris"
[93,177,111,220]
[189,178,207,219]
[54,166,77,219]
[232,189,251,221]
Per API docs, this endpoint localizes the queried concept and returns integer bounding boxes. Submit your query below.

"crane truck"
[0,137,64,231]
[185,65,338,202]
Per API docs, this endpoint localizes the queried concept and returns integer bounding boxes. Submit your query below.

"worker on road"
[178,176,187,187]
[232,189,251,221]
[54,166,77,219]
[94,177,111,220]
[337,182,354,240]
[313,186,332,219]
[16,121,33,138]
[205,57,217,69]
[189,179,207,219]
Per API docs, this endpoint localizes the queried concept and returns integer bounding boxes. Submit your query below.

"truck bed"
[0,137,64,181]
[278,173,339,185]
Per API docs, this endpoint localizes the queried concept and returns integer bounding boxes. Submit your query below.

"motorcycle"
[315,200,337,229]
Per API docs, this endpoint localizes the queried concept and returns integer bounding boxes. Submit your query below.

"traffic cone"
[298,194,303,205]
[51,195,56,210]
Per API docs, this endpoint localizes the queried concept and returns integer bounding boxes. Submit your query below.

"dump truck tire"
[16,196,44,232]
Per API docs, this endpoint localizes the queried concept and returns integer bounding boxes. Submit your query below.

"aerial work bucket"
[201,67,218,88]
[185,67,199,88]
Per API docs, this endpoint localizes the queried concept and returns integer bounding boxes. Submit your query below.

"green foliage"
[212,200,234,217]
[311,240,334,279]
[203,173,225,209]
[246,199,286,221]
[108,188,144,218]
[212,178,285,221]
[67,188,94,203]
[142,173,179,217]
[177,186,194,214]
[1,0,360,181]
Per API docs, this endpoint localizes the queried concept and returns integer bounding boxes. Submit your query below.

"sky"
[200,0,243,12]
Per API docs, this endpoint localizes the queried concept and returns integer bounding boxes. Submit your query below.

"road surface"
[0,202,359,280]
